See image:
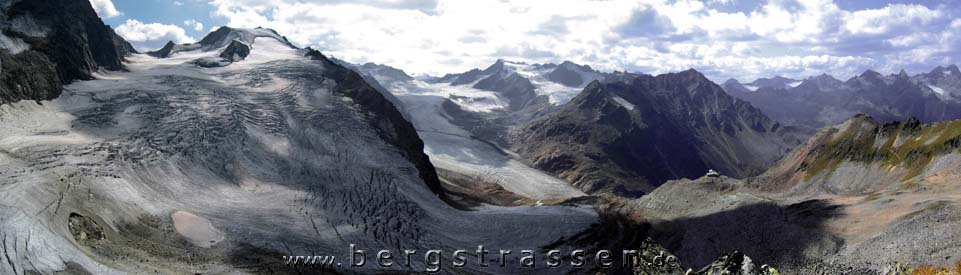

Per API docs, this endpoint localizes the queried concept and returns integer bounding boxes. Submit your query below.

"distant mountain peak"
[948,64,960,74]
[860,69,882,78]
[198,26,295,49]
[748,75,798,90]
[811,73,838,81]
[148,26,297,59]
[557,60,594,71]
[676,68,706,78]
[359,62,414,81]
[896,69,909,78]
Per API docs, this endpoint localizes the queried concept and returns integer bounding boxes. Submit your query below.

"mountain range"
[2,1,961,274]
[510,70,801,195]
[723,66,961,132]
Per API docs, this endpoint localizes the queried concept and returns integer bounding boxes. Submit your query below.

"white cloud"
[114,19,196,51]
[184,19,205,31]
[89,0,121,18]
[174,1,184,6]
[844,4,942,35]
[205,0,961,81]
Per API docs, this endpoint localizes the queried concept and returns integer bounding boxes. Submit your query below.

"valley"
[1,1,961,274]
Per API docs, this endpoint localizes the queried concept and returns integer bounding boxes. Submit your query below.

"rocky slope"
[623,114,961,274]
[723,67,961,132]
[754,114,961,195]
[510,70,802,196]
[0,0,133,105]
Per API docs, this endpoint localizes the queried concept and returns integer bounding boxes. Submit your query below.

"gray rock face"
[147,41,177,58]
[329,58,409,116]
[474,70,538,110]
[510,70,801,195]
[218,39,250,62]
[546,61,599,87]
[0,0,132,105]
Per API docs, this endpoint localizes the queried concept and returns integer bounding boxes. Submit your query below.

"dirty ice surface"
[0,34,597,274]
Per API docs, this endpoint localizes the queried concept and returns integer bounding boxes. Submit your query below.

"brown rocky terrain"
[616,115,961,274]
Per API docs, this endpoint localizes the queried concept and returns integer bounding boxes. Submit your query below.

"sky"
[93,0,961,82]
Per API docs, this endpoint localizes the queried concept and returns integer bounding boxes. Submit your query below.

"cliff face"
[0,0,132,105]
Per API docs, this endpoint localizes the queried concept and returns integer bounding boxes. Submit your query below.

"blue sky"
[91,0,961,82]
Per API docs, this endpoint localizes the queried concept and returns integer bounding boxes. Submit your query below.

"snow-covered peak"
[147,26,297,59]
[198,26,295,50]
[947,65,960,75]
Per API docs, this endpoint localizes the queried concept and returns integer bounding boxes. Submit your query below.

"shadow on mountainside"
[647,199,845,271]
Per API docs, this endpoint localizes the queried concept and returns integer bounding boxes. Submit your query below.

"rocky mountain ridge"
[0,0,133,105]
[510,69,801,196]
[430,59,607,110]
[723,66,961,131]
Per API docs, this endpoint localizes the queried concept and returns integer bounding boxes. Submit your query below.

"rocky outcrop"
[218,39,250,62]
[147,41,177,58]
[329,58,410,115]
[510,70,801,195]
[0,0,133,105]
[546,61,598,87]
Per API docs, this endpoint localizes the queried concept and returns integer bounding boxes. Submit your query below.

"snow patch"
[232,38,301,66]
[611,95,635,110]
[171,211,225,248]
[500,61,602,105]
[393,81,508,113]
[928,84,946,95]
[743,85,760,92]
[788,81,803,88]
[0,33,30,54]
